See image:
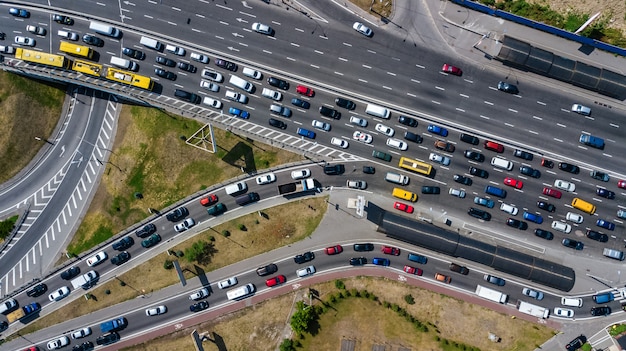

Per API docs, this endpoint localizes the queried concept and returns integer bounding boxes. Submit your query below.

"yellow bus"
[398,157,433,177]
[15,48,70,69]
[571,198,596,215]
[59,41,93,59]
[72,60,102,77]
[392,188,417,202]
[105,67,154,90]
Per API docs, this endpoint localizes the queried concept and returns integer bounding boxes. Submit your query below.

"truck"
[277,179,316,195]
[475,285,508,304]
[516,300,549,319]
[71,270,99,290]
[100,317,127,333]
[7,302,41,323]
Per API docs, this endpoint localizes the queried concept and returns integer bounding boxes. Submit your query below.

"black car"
[506,218,528,230]
[110,251,130,266]
[591,170,610,182]
[497,81,518,94]
[319,106,340,119]
[82,34,104,47]
[96,332,120,346]
[349,257,367,266]
[293,251,315,264]
[404,131,422,143]
[291,98,310,109]
[565,335,587,351]
[468,207,491,221]
[26,283,47,297]
[335,97,356,110]
[562,238,584,250]
[177,62,197,73]
[122,47,145,60]
[469,166,488,179]
[453,174,472,186]
[353,243,374,251]
[166,207,189,222]
[463,150,485,162]
[362,166,375,174]
[154,68,176,80]
[0,32,4,40]
[141,233,161,248]
[596,188,615,199]
[519,166,541,178]
[112,237,134,251]
[534,229,554,240]
[53,14,73,25]
[398,115,417,127]
[268,118,287,129]
[421,186,440,194]
[590,306,611,316]
[190,301,209,312]
[586,230,609,242]
[324,164,345,175]
[215,58,237,71]
[536,201,555,212]
[558,162,580,174]
[60,266,80,280]
[267,77,289,90]
[156,56,176,67]
[459,133,479,145]
[72,341,94,351]
[135,223,157,238]
[449,263,469,275]
[513,149,533,161]
[256,263,278,276]
[0,321,7,332]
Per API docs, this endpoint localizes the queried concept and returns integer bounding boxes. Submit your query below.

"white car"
[553,307,574,318]
[14,36,35,46]
[0,45,16,54]
[145,305,168,316]
[26,25,46,36]
[291,169,311,180]
[312,120,330,131]
[521,287,544,300]
[166,44,185,56]
[189,288,209,300]
[352,131,372,144]
[571,104,591,116]
[256,173,276,185]
[375,123,394,137]
[296,265,316,277]
[554,179,575,192]
[174,218,196,233]
[352,22,372,36]
[330,137,348,149]
[70,327,92,339]
[200,80,219,92]
[429,152,450,166]
[448,188,466,198]
[349,116,368,127]
[190,52,209,63]
[251,22,273,35]
[217,276,238,289]
[500,203,518,216]
[551,221,572,234]
[48,286,70,302]
[565,212,584,224]
[386,138,407,151]
[225,90,248,103]
[346,180,367,189]
[201,69,224,82]
[86,251,107,267]
[47,336,69,350]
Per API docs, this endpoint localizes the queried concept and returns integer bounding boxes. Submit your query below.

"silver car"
[252,22,273,35]
[145,305,167,316]
[352,22,372,36]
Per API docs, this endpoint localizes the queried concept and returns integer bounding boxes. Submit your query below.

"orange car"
[435,273,451,284]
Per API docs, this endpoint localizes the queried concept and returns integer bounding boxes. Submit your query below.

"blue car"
[297,127,316,139]
[228,107,250,119]
[427,124,448,137]
[372,257,390,266]
[596,219,616,231]
[9,8,30,17]
[291,98,310,109]
[523,211,543,224]
[407,253,427,264]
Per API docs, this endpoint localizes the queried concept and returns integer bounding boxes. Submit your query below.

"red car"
[393,202,414,214]
[403,265,423,276]
[325,245,343,255]
[381,245,400,256]
[618,180,626,189]
[503,177,523,189]
[265,275,286,287]
[199,194,218,206]
[542,187,562,199]
[296,85,314,97]
[441,63,462,76]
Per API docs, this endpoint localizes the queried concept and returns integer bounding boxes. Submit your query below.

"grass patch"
[609,323,626,336]
[0,215,18,240]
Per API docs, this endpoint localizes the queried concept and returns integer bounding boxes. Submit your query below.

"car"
[372,257,390,266]
[513,149,533,160]
[484,274,505,286]
[352,22,373,36]
[468,207,491,220]
[506,218,527,230]
[596,219,616,231]
[349,116,367,127]
[427,124,448,137]
[189,288,210,301]
[190,52,209,63]
[71,327,92,340]
[407,253,427,264]
[267,76,289,90]
[251,22,273,35]
[519,166,540,178]
[294,251,315,264]
[534,228,554,240]
[0,45,15,54]
[386,138,407,150]
[618,179,626,189]
[394,202,414,213]
[562,238,584,250]
[435,273,451,283]
[554,180,575,192]
[256,264,278,276]
[398,115,418,127]
[362,166,375,174]
[346,180,366,189]
[325,164,344,177]
[335,97,356,110]
[551,221,571,233]
[571,104,591,116]
[9,8,30,18]
[86,251,107,267]
[565,212,584,224]
[48,286,70,302]
[27,283,48,297]
[497,81,518,94]
[350,257,367,266]
[26,25,46,36]
[60,266,80,280]
[404,131,423,143]
[375,123,394,137]
[483,140,504,153]
[0,321,6,333]
[565,335,587,351]
[558,162,580,174]
[448,188,466,198]
[154,68,176,80]
[591,170,610,182]
[463,150,483,162]
[189,301,209,312]
[590,306,611,316]
[469,167,488,178]
[449,263,469,275]
[441,63,462,75]
[214,58,237,71]
[542,187,562,199]
[141,233,161,248]
[291,98,310,109]
[536,201,556,212]
[146,305,167,316]
[110,251,130,266]
[136,223,157,237]
[201,69,223,82]
[296,85,314,96]
[429,153,450,166]
[474,196,494,208]
[47,336,70,350]
[217,277,238,289]
[296,265,316,277]
[541,158,554,168]
[586,230,608,242]
[53,14,74,24]
[451,175,471,187]
[112,237,134,251]
[72,341,94,351]
[95,332,120,346]
[14,36,35,46]
[199,194,218,207]
[81,34,103,46]
[266,275,286,287]
[167,207,191,222]
[312,119,331,131]
[174,218,196,232]
[353,243,374,252]
[291,169,311,179]
[269,104,290,117]
[403,265,423,275]
[503,177,523,189]
[255,173,276,185]
[228,107,250,119]
[422,186,441,194]
[123,47,145,60]
[177,62,196,73]
[522,287,544,300]
[381,246,400,256]
[268,118,287,129]
[318,106,340,119]
[352,131,373,144]
[325,245,343,255]
[523,212,543,224]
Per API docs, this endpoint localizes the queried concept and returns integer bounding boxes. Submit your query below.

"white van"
[500,203,518,215]
[226,283,255,300]
[0,298,17,314]
[190,52,209,64]
[385,172,409,185]
[57,30,78,41]
[89,21,120,38]
[202,97,222,109]
[110,57,138,71]
[365,103,390,119]
[603,248,625,261]
[242,67,262,80]
[261,88,282,101]
[229,75,254,92]
[225,182,247,195]
[140,36,163,51]
[561,297,583,307]
[165,44,185,56]
[490,157,513,171]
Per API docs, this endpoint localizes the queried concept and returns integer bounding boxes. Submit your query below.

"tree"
[279,339,296,351]
[290,301,316,334]
[184,240,216,265]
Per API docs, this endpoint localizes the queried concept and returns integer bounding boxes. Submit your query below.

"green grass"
[67,224,113,255]
[0,215,18,240]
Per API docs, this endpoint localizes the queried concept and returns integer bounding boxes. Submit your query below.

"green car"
[141,233,161,248]
[372,150,392,162]
[207,203,226,216]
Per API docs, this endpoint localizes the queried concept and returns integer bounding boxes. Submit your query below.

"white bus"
[226,283,255,300]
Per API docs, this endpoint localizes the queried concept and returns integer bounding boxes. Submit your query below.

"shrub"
[383,301,391,308]
[329,294,337,303]
[163,260,174,270]
[279,339,296,351]
[404,294,415,305]
[119,281,126,287]
[208,235,215,242]
[391,303,400,312]
[350,288,359,297]
[105,289,111,295]
[334,280,345,290]
[238,224,247,231]
[221,230,230,237]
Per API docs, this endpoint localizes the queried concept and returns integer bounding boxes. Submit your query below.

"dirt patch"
[528,0,626,33]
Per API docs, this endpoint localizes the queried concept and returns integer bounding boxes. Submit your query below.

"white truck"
[71,270,99,290]
[516,300,549,319]
[475,285,508,304]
